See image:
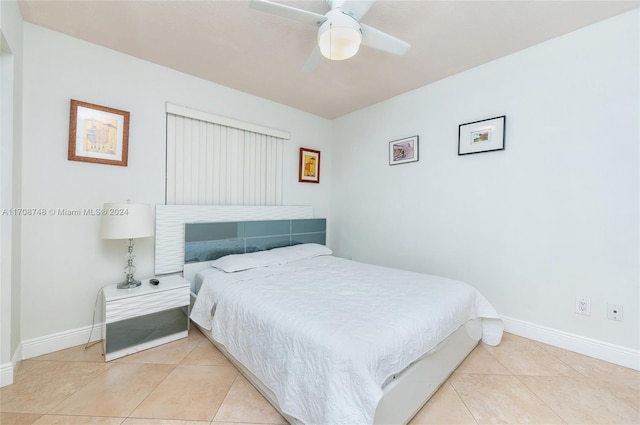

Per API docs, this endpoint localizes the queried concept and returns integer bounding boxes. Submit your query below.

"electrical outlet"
[607,304,623,321]
[575,296,591,316]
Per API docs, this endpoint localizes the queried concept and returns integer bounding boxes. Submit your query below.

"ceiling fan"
[249,0,411,71]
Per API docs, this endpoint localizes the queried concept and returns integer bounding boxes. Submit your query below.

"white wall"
[0,0,23,381]
[331,11,639,356]
[20,23,332,344]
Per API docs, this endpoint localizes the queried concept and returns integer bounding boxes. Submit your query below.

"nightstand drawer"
[102,276,190,361]
[105,286,189,323]
[104,307,188,360]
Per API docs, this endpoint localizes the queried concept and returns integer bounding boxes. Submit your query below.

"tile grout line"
[531,339,592,379]
[512,374,569,425]
[530,339,640,415]
[43,360,115,417]
[445,378,480,425]
[123,362,180,421]
[210,372,244,424]
[457,340,569,425]
[122,333,205,422]
[488,335,573,424]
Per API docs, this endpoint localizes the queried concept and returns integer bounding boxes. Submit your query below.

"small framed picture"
[389,135,419,165]
[458,115,506,155]
[299,147,321,183]
[68,99,130,166]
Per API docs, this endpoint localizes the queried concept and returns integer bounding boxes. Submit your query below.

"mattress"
[190,254,502,424]
[193,269,208,295]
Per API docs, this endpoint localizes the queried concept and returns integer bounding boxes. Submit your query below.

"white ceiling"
[18,0,639,119]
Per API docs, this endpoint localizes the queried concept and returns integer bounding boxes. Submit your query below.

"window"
[166,104,288,205]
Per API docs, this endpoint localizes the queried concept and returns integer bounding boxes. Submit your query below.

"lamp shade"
[100,202,154,240]
[318,9,362,61]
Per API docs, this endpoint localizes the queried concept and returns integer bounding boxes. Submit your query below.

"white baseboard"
[21,323,104,360]
[501,316,640,371]
[0,361,14,387]
[0,345,22,387]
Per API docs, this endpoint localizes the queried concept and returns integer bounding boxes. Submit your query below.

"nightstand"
[102,275,190,361]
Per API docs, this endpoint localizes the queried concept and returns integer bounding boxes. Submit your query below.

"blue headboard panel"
[184,218,326,264]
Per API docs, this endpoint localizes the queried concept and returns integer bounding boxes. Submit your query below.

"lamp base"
[117,278,142,289]
[117,239,141,290]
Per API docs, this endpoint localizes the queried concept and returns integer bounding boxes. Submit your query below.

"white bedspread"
[190,256,502,425]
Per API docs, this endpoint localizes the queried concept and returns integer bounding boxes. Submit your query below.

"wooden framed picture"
[299,147,320,184]
[458,115,506,155]
[68,99,130,166]
[389,135,419,165]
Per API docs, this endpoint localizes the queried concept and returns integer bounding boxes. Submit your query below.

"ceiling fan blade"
[302,45,324,72]
[360,23,411,56]
[250,0,327,27]
[339,0,375,21]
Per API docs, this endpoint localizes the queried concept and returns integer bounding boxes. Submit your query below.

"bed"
[154,205,503,425]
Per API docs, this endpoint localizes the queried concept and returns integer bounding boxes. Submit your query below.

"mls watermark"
[1,207,130,217]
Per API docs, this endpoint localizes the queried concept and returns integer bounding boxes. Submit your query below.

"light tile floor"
[1,328,638,425]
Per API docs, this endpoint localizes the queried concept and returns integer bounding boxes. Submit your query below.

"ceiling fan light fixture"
[318,9,362,61]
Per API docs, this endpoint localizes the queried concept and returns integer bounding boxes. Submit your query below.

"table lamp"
[100,201,154,289]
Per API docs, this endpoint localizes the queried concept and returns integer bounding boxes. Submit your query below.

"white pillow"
[269,243,332,263]
[211,250,282,273]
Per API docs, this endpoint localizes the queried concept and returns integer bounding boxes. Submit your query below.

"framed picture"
[458,115,506,155]
[389,135,419,165]
[299,147,321,183]
[68,99,130,166]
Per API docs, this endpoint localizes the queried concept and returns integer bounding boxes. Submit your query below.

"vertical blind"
[166,104,289,205]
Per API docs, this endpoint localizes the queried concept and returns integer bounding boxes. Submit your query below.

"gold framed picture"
[68,99,130,166]
[299,147,321,184]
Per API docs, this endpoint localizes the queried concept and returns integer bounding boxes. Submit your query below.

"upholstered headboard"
[154,205,314,275]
